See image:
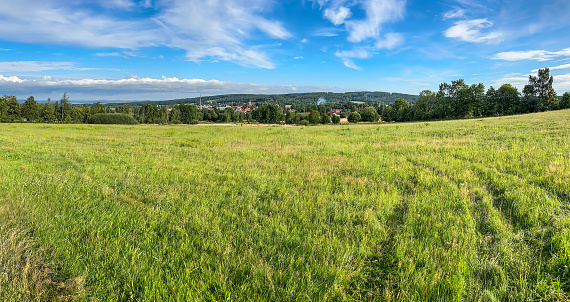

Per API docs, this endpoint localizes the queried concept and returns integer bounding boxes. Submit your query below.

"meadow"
[1,110,569,301]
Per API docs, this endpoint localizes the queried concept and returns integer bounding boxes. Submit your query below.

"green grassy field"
[1,110,569,301]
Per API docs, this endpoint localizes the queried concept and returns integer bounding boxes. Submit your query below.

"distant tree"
[257,103,284,124]
[470,83,486,117]
[413,90,435,120]
[169,105,182,123]
[115,104,133,115]
[392,98,410,122]
[448,79,472,118]
[560,92,570,109]
[59,93,72,123]
[21,96,40,122]
[433,90,450,119]
[520,93,541,113]
[5,95,21,122]
[359,106,379,122]
[320,113,330,124]
[307,111,320,124]
[0,96,8,122]
[347,111,361,123]
[524,68,558,111]
[496,84,520,115]
[331,115,341,124]
[41,99,56,123]
[285,110,297,124]
[179,104,200,123]
[223,107,235,123]
[156,106,169,124]
[482,86,497,116]
[70,106,85,123]
[90,102,107,115]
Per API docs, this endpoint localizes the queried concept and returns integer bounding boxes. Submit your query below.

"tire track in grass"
[350,194,407,300]
[466,162,570,298]
[449,149,570,209]
[352,152,479,301]
[409,153,569,299]
[405,156,515,300]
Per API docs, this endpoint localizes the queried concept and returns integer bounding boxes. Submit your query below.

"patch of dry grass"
[0,205,86,302]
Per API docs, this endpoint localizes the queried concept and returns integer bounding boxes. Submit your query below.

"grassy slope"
[0,110,569,301]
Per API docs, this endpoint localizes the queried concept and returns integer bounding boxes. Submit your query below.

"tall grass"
[0,110,569,301]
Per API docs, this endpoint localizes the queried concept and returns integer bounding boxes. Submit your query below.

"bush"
[88,113,139,125]
[331,115,341,124]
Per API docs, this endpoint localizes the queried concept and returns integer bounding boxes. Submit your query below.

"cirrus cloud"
[0,0,292,69]
[444,19,503,44]
[491,48,570,61]
[0,61,76,72]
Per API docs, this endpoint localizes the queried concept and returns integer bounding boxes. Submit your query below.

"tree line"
[377,68,569,122]
[125,91,419,108]
[1,68,569,125]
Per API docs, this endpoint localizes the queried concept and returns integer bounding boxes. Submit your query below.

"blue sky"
[0,0,569,101]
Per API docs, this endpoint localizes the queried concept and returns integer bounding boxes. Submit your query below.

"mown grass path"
[1,110,569,301]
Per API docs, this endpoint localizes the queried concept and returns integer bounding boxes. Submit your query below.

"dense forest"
[122,91,419,108]
[1,68,569,125]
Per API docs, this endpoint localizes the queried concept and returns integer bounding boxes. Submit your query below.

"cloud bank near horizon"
[0,74,343,101]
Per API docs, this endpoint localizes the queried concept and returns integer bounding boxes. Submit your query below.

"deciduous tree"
[347,111,361,123]
[524,68,558,111]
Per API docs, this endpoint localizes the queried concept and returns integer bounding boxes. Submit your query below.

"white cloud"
[444,18,503,43]
[97,0,136,10]
[156,0,292,68]
[293,56,304,59]
[0,61,76,72]
[491,48,570,61]
[532,63,570,73]
[0,1,164,48]
[251,17,292,40]
[312,27,341,37]
[553,74,570,92]
[95,52,124,57]
[442,9,465,20]
[0,61,120,73]
[300,38,309,43]
[334,48,374,70]
[0,74,344,101]
[314,0,405,43]
[0,0,292,69]
[324,6,351,25]
[335,48,373,60]
[316,0,405,69]
[375,33,404,49]
[0,75,25,83]
[345,0,406,43]
[339,58,361,70]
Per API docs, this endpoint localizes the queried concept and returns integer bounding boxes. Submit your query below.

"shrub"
[88,113,139,125]
[331,115,341,124]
